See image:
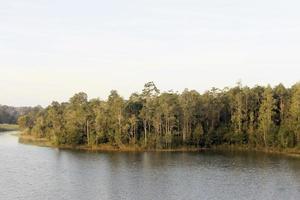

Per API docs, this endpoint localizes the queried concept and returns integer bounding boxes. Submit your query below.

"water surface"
[0,131,300,200]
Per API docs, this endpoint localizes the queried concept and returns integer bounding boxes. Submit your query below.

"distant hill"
[0,105,36,124]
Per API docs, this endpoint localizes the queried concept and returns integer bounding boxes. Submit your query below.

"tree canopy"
[18,82,300,149]
[0,105,35,124]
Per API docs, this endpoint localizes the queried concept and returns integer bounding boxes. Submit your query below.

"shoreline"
[211,144,300,158]
[18,134,300,157]
[0,124,19,132]
[18,134,207,152]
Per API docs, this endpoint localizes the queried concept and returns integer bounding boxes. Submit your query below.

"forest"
[0,105,33,124]
[18,82,300,150]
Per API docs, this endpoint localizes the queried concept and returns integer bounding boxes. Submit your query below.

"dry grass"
[18,134,206,152]
[0,124,19,132]
[18,134,300,157]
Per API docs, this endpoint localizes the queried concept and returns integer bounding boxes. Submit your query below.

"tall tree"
[107,90,125,146]
[64,92,89,145]
[258,86,276,146]
[179,89,201,144]
[140,82,160,146]
[159,92,180,148]
[289,83,300,147]
[230,87,245,143]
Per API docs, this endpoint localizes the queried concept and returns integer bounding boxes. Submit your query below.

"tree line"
[0,105,33,124]
[18,82,300,149]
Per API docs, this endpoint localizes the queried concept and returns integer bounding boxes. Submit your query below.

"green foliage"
[193,123,204,147]
[290,84,300,146]
[18,82,300,149]
[0,105,34,124]
[258,86,276,146]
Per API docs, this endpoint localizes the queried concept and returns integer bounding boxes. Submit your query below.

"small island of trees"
[18,82,300,152]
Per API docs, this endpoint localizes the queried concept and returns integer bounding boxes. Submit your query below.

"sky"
[1,0,300,107]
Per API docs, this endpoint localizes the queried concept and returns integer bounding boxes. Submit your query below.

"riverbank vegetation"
[18,82,300,152]
[0,124,19,132]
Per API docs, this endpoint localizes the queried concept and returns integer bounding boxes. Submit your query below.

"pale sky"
[1,0,300,107]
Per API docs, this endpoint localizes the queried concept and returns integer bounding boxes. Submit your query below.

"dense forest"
[0,105,33,124]
[18,82,300,150]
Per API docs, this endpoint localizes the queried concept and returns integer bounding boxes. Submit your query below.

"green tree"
[289,83,300,147]
[140,82,160,146]
[179,89,201,144]
[258,86,276,146]
[230,87,245,143]
[107,90,125,146]
[159,92,180,148]
[64,92,89,145]
[193,123,204,147]
[17,82,300,152]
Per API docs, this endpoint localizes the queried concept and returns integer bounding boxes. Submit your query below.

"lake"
[0,131,300,200]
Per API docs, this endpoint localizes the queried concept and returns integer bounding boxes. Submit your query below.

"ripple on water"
[0,132,300,200]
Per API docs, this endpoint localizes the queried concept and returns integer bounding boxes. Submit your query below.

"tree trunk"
[86,120,90,145]
[144,120,147,145]
[183,118,187,144]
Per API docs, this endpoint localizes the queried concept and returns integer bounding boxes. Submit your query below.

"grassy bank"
[18,134,300,157]
[211,144,300,158]
[0,124,19,132]
[18,134,206,152]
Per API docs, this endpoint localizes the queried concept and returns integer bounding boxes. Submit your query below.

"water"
[0,131,300,200]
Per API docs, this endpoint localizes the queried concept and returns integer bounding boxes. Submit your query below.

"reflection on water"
[0,132,300,200]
